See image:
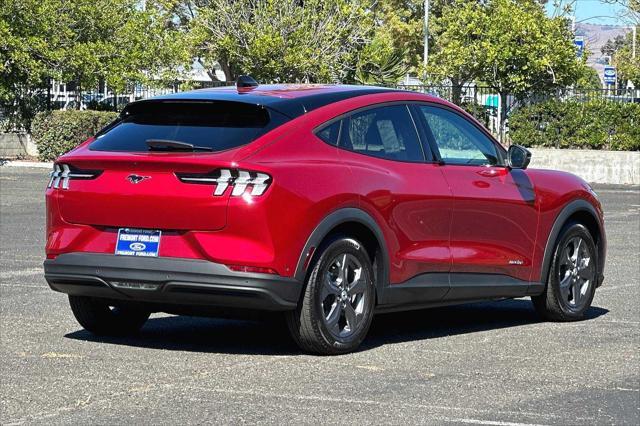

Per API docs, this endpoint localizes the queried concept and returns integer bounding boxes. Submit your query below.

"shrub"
[509,100,640,151]
[31,110,118,161]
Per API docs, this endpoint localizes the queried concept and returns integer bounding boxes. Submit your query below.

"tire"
[68,296,150,335]
[532,222,598,321]
[286,236,376,355]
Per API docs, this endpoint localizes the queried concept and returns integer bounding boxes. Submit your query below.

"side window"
[316,120,341,146]
[339,105,425,162]
[419,106,500,166]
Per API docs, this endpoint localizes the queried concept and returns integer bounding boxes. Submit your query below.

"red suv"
[45,82,606,354]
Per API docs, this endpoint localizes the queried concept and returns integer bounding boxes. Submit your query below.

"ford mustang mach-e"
[44,81,606,354]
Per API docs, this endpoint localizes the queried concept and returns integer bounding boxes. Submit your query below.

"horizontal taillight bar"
[175,169,271,197]
[48,163,102,189]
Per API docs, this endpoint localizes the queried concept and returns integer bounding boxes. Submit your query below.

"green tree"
[184,0,371,83]
[352,0,426,84]
[599,27,639,88]
[428,0,485,103]
[368,0,425,72]
[355,31,409,85]
[480,0,579,124]
[0,0,64,128]
[601,0,639,87]
[1,0,188,129]
[613,35,640,87]
[429,0,580,138]
[576,64,603,90]
[355,0,464,85]
[601,35,627,57]
[56,0,188,96]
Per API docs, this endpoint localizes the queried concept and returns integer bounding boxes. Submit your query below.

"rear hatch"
[56,100,288,231]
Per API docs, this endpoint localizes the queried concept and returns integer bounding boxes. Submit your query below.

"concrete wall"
[0,133,38,158]
[528,148,640,185]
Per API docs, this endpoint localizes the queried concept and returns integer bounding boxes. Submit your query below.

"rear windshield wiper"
[145,139,213,152]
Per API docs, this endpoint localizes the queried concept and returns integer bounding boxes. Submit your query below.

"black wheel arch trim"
[294,207,390,297]
[540,199,605,287]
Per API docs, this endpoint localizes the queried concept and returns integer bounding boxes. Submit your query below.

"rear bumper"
[44,253,302,311]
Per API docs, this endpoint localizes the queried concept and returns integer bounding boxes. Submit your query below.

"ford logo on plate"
[129,242,146,252]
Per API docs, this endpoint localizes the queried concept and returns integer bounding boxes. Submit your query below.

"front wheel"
[68,296,150,335]
[532,222,598,321]
[286,237,376,355]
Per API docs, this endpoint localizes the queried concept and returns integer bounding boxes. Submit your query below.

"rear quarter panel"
[231,126,358,277]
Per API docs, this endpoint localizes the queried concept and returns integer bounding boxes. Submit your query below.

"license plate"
[115,228,161,257]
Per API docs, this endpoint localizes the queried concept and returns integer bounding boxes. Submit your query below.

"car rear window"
[90,101,289,152]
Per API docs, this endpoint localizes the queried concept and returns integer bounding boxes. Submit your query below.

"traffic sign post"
[574,36,585,58]
[603,66,616,86]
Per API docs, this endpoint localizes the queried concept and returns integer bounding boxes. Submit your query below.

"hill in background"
[576,23,633,84]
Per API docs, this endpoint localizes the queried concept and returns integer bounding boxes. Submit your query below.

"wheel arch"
[540,199,605,286]
[294,208,390,302]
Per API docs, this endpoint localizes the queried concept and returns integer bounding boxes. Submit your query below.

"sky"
[546,0,629,26]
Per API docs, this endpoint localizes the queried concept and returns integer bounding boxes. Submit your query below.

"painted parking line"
[452,419,544,426]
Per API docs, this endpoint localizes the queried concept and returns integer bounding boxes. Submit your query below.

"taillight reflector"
[226,265,279,275]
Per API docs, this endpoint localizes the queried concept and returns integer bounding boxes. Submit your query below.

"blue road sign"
[574,37,585,58]
[603,66,616,85]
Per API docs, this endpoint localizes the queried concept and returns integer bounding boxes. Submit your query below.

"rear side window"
[90,101,289,152]
[336,105,425,162]
[316,120,341,145]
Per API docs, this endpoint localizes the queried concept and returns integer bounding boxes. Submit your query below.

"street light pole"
[423,0,430,69]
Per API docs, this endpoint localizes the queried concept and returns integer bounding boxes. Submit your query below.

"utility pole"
[423,0,430,69]
[633,25,637,59]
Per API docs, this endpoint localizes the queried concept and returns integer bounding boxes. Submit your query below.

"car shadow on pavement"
[362,299,608,351]
[64,299,608,355]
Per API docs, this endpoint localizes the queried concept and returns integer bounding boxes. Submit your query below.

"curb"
[1,161,53,169]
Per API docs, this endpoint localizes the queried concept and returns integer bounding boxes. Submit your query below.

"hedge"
[31,110,118,161]
[27,101,640,161]
[509,100,640,151]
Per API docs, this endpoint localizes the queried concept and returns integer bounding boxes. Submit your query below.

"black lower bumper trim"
[44,253,302,311]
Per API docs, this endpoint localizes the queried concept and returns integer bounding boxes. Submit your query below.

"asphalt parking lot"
[1,166,638,425]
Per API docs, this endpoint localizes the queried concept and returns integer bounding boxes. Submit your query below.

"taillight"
[175,169,271,197]
[47,163,102,190]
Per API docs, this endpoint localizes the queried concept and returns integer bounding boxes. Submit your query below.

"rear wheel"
[68,296,150,335]
[533,223,597,321]
[286,237,375,355]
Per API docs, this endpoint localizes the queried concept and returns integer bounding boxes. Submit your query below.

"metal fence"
[33,81,640,113]
[2,80,638,136]
[394,84,639,138]
[396,85,640,104]
[37,80,229,112]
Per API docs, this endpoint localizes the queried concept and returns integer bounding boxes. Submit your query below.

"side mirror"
[507,145,531,169]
